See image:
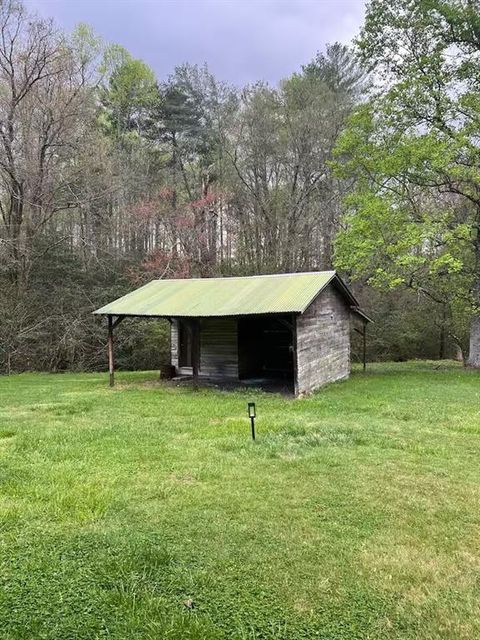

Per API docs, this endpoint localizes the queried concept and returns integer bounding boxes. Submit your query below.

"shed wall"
[296,284,350,394]
[171,318,238,378]
[200,318,238,378]
[171,320,179,370]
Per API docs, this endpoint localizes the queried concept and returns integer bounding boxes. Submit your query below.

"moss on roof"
[93,271,361,318]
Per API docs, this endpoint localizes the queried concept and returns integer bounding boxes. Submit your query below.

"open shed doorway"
[238,315,294,392]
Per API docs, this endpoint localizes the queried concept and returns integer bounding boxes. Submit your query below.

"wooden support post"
[291,314,299,396]
[362,323,367,372]
[162,318,173,379]
[108,315,115,387]
[190,319,200,389]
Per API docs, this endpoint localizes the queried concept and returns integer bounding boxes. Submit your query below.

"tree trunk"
[467,226,480,367]
[108,315,115,387]
[467,313,480,367]
[439,304,446,360]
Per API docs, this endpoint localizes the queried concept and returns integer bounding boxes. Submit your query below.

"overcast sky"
[24,0,366,86]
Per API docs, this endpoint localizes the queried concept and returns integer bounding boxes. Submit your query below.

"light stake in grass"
[248,402,256,440]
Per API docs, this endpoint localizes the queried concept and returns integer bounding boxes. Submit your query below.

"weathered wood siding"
[171,318,238,379]
[200,318,238,378]
[296,284,350,394]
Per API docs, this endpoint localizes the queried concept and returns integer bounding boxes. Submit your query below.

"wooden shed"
[94,271,370,395]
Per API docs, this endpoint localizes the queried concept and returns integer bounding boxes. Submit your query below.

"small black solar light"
[248,402,256,440]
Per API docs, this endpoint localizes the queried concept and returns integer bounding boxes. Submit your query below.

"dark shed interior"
[238,315,294,388]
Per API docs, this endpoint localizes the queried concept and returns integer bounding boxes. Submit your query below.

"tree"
[100,45,157,138]
[226,44,365,272]
[302,42,366,104]
[334,0,480,365]
[148,64,237,274]
[0,1,98,288]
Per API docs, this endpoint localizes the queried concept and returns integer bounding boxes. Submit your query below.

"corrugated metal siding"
[94,271,336,317]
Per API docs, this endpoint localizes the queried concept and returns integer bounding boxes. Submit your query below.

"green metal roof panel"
[94,271,338,317]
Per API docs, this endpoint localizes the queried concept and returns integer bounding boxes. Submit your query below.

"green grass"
[1,361,480,639]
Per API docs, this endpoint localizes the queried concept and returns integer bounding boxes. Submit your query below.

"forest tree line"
[0,0,478,373]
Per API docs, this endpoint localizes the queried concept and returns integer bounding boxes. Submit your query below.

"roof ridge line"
[155,270,336,282]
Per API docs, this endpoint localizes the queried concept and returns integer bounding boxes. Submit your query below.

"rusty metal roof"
[94,271,360,318]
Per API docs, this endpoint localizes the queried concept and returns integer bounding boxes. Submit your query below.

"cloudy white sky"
[25,0,366,85]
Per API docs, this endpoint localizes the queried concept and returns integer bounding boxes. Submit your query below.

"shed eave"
[351,307,374,323]
[92,310,303,318]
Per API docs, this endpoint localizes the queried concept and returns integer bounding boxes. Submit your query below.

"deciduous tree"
[334,0,480,365]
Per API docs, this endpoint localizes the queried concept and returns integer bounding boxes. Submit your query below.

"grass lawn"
[1,362,480,639]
